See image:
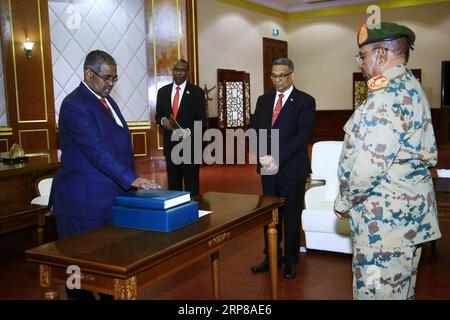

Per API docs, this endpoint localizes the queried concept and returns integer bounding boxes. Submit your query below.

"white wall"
[48,0,149,122]
[197,1,450,113]
[197,0,287,116]
[288,2,450,110]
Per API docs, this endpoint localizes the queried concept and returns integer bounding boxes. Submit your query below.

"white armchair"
[301,141,353,254]
[31,177,53,216]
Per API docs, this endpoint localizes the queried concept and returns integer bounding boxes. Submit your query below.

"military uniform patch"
[367,75,387,92]
[358,24,368,46]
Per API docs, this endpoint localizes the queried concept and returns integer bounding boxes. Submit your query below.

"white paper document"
[437,169,450,178]
[199,210,212,218]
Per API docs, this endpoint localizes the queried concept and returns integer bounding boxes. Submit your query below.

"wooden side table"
[0,203,47,245]
[434,177,450,219]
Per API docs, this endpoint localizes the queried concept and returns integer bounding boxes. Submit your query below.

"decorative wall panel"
[224,82,244,128]
[19,128,49,152]
[0,40,6,126]
[0,0,57,153]
[131,131,147,156]
[48,0,149,122]
[0,138,8,152]
[147,0,198,160]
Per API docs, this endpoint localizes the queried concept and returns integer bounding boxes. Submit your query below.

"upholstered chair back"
[310,141,343,202]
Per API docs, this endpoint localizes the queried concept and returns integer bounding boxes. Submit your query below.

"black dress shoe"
[283,264,297,279]
[251,260,282,273]
[251,260,270,273]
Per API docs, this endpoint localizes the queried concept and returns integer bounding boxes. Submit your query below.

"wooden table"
[0,151,60,203]
[434,177,450,219]
[0,203,47,245]
[26,192,283,300]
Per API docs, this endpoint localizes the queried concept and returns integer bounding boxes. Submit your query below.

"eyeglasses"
[90,68,119,84]
[355,47,388,64]
[270,71,293,80]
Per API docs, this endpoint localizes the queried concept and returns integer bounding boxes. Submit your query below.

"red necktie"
[100,97,113,117]
[271,93,284,127]
[172,86,181,118]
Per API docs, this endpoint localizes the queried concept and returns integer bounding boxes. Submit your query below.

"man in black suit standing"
[155,59,207,196]
[250,58,316,278]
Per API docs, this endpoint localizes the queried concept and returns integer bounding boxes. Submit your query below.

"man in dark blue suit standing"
[251,58,316,279]
[52,50,159,299]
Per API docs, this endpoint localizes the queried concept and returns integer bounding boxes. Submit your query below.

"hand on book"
[131,177,161,190]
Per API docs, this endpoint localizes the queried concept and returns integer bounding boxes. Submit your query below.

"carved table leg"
[267,209,279,300]
[37,213,45,245]
[114,277,137,300]
[40,265,59,300]
[211,251,220,299]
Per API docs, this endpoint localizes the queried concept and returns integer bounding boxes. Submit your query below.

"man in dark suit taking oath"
[155,60,207,196]
[250,58,316,279]
[52,50,159,300]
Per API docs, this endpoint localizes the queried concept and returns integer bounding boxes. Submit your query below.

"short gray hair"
[366,37,411,63]
[84,50,116,72]
[273,58,294,71]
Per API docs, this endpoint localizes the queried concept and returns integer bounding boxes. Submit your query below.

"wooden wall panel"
[310,109,443,145]
[9,0,47,123]
[131,131,148,157]
[243,109,443,146]
[0,127,12,152]
[19,128,48,152]
[0,138,8,152]
[0,0,56,153]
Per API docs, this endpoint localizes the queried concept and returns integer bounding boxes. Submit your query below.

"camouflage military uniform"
[334,64,441,299]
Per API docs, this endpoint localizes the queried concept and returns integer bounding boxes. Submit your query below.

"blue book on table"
[112,201,199,232]
[116,189,191,210]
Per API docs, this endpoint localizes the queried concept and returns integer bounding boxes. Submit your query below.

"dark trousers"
[261,175,306,265]
[55,215,114,300]
[166,159,200,196]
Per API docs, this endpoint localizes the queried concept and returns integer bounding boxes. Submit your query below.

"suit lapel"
[107,97,129,130]
[264,91,276,128]
[78,83,128,130]
[79,83,111,117]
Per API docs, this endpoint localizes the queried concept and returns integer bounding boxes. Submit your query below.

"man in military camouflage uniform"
[334,21,441,300]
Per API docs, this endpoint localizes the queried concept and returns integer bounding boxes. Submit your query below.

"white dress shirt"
[83,81,123,127]
[273,85,294,111]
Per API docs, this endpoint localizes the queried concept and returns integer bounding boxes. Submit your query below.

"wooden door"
[216,69,251,164]
[263,37,288,93]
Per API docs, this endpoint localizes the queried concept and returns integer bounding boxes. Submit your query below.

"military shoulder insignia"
[358,24,368,46]
[367,75,387,92]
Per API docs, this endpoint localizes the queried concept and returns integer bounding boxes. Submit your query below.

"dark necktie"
[271,93,284,127]
[100,97,113,117]
[172,86,181,118]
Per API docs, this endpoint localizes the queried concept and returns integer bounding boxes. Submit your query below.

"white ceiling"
[245,0,380,12]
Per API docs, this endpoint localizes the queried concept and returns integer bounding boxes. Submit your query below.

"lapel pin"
[290,98,293,102]
[186,91,190,94]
